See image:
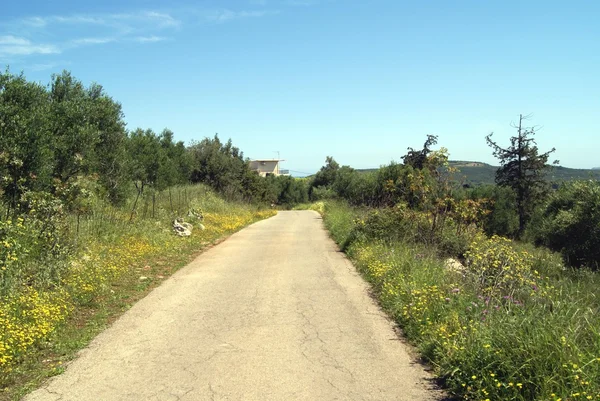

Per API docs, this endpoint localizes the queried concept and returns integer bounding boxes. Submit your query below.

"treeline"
[2,68,598,268]
[307,128,600,270]
[0,69,307,217]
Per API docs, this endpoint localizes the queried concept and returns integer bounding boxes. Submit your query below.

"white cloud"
[70,37,116,45]
[133,35,166,43]
[0,10,180,61]
[53,15,107,25]
[0,36,59,56]
[142,12,181,28]
[0,35,31,46]
[12,11,181,38]
[29,62,58,71]
[285,0,315,5]
[206,9,277,23]
[21,16,48,27]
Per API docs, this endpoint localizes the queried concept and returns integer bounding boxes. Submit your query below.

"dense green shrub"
[309,185,337,201]
[267,176,308,206]
[1,191,73,295]
[349,203,480,258]
[534,180,600,269]
[468,185,519,238]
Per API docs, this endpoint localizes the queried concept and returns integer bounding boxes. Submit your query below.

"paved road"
[25,211,443,401]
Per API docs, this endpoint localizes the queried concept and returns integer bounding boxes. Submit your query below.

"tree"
[535,180,600,269]
[188,135,248,199]
[0,70,52,214]
[48,71,130,204]
[486,114,557,237]
[311,156,340,188]
[402,134,438,170]
[85,83,129,204]
[309,156,340,200]
[157,128,191,189]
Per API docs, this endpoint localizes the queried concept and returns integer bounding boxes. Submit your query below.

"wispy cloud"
[19,12,180,30]
[0,35,59,56]
[285,0,319,5]
[0,11,181,62]
[206,9,278,23]
[133,35,166,43]
[0,35,30,46]
[70,37,116,46]
[0,6,283,63]
[141,12,181,28]
[29,62,60,71]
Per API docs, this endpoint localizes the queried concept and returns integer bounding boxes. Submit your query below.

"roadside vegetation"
[0,69,287,398]
[304,118,600,400]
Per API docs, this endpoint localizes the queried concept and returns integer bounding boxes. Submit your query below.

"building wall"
[249,160,280,177]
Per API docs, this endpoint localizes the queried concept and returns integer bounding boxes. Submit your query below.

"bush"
[350,203,481,258]
[309,185,337,201]
[267,176,308,206]
[468,185,519,238]
[535,180,600,269]
[465,234,544,299]
[1,192,73,295]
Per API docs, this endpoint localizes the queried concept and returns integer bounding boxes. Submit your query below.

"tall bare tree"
[486,114,558,237]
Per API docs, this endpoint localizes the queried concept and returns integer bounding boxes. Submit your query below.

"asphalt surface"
[25,211,443,401]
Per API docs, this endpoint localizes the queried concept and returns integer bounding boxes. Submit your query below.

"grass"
[0,184,276,400]
[317,200,600,401]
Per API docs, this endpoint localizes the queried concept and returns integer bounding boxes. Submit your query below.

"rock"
[444,258,465,273]
[173,218,193,236]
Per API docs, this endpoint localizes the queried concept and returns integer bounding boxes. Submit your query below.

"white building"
[249,159,290,177]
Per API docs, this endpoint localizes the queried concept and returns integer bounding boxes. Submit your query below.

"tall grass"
[321,200,600,401]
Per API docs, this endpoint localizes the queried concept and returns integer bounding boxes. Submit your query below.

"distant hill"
[356,161,600,186]
[449,161,600,186]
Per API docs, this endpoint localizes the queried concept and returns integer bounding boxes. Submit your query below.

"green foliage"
[468,185,519,237]
[49,72,129,204]
[320,201,360,250]
[465,234,541,298]
[350,203,481,258]
[534,180,600,269]
[0,70,53,211]
[0,192,72,295]
[0,69,130,209]
[402,134,438,170]
[267,175,308,206]
[321,200,600,401]
[486,115,557,236]
[189,135,247,198]
[127,128,190,192]
[310,156,340,192]
[309,185,337,201]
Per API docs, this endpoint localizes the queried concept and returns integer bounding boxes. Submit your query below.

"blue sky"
[1,1,599,175]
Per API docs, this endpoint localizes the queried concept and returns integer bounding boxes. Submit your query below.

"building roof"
[250,159,286,162]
